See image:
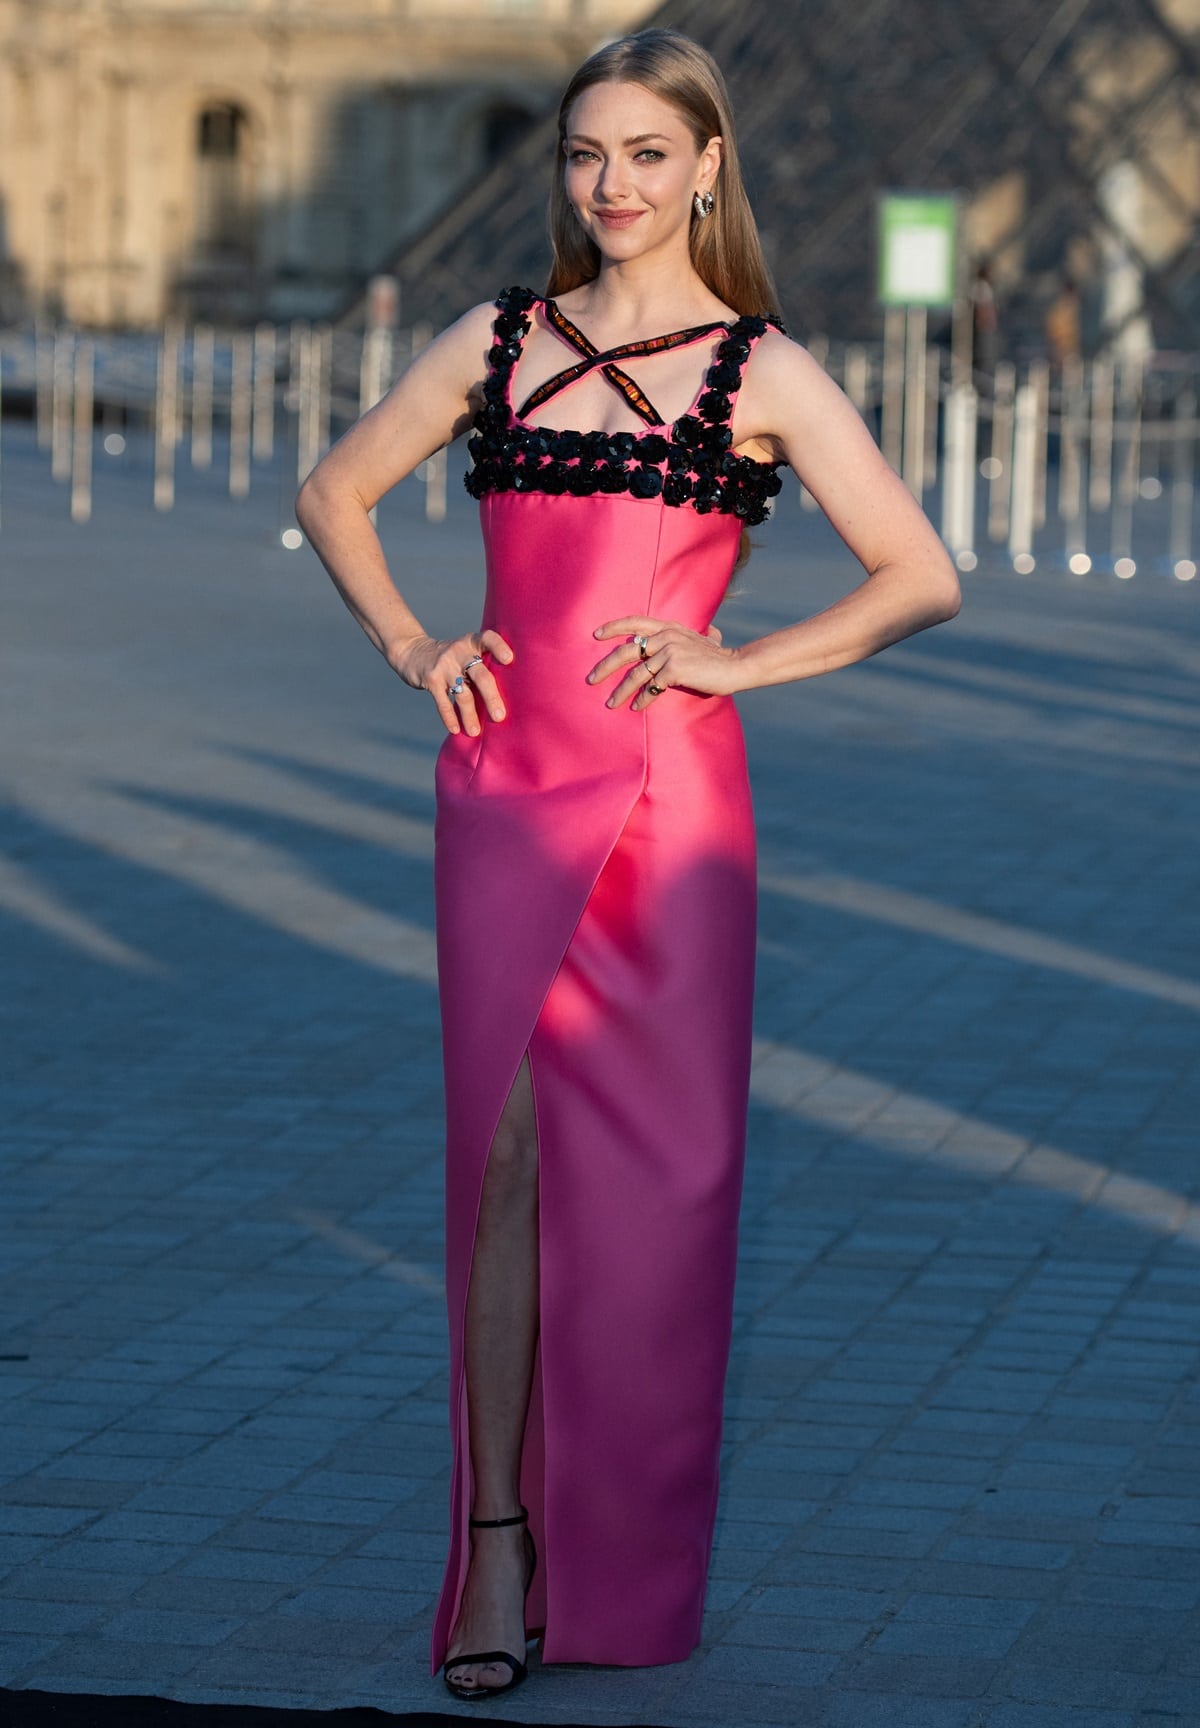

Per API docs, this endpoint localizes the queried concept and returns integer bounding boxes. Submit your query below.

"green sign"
[878,193,958,307]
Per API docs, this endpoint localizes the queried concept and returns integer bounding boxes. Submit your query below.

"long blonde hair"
[546,28,780,321]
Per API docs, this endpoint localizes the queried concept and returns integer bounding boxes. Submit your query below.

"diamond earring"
[693,189,715,220]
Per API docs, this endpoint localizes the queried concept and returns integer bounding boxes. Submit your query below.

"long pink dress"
[430,287,784,1670]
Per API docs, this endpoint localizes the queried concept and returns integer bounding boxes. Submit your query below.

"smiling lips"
[594,209,647,228]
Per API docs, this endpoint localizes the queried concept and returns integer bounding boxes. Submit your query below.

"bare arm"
[294,301,511,737]
[590,331,961,709]
[724,330,961,688]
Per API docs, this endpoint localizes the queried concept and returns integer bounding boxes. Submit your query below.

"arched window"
[193,102,253,259]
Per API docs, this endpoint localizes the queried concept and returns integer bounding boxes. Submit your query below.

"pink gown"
[431,287,784,1670]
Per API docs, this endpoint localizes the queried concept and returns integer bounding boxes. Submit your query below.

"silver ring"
[462,655,483,672]
[634,634,650,660]
[448,675,466,699]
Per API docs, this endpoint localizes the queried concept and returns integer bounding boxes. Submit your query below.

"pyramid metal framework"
[354,0,1200,347]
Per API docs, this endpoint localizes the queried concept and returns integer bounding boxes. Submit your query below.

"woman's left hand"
[588,618,738,711]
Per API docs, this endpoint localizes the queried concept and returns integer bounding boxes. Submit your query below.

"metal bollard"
[1009,380,1037,571]
[941,382,978,566]
[252,323,276,463]
[901,306,927,497]
[35,317,54,452]
[70,338,94,524]
[1170,384,1195,580]
[191,323,214,471]
[154,322,182,512]
[51,327,74,484]
[1089,355,1115,513]
[986,361,1015,543]
[881,308,904,473]
[230,331,253,500]
[1110,355,1143,577]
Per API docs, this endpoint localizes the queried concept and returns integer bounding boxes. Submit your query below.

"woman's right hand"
[390,629,513,736]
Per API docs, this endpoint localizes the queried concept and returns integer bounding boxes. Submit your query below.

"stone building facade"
[0,0,653,328]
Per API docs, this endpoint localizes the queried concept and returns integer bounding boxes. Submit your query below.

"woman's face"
[562,80,720,265]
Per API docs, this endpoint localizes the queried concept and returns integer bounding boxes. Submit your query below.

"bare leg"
[444,1053,539,1694]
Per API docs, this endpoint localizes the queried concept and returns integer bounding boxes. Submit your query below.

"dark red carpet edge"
[2,1688,657,1728]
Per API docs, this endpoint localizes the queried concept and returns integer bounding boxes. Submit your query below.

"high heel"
[442,1506,537,1703]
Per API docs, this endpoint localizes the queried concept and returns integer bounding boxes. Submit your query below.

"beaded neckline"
[515,295,737,431]
[465,285,786,524]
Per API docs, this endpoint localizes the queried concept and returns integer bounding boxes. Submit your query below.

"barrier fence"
[0,318,1195,582]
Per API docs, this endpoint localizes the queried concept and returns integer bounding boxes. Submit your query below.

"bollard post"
[901,306,927,496]
[923,339,940,492]
[191,323,214,471]
[881,307,904,472]
[252,322,276,463]
[35,317,54,451]
[315,322,333,460]
[941,382,977,566]
[70,338,94,524]
[987,360,1015,543]
[843,346,870,421]
[1009,379,1037,570]
[1169,383,1195,578]
[51,326,74,484]
[1029,358,1050,531]
[230,331,253,500]
[1089,354,1115,513]
[1060,357,1089,569]
[425,446,447,524]
[1110,354,1143,575]
[154,322,181,512]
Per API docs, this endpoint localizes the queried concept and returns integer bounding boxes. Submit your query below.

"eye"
[635,149,666,162]
[566,148,599,164]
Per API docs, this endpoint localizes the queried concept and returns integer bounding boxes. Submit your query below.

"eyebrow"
[566,133,673,148]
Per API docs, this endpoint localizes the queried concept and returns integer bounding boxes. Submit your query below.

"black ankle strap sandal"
[442,1507,538,1702]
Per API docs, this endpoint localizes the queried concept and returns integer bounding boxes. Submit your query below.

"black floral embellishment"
[671,414,704,447]
[550,429,583,461]
[706,360,742,393]
[606,431,637,461]
[541,462,569,494]
[566,465,595,496]
[497,285,537,314]
[662,472,693,506]
[638,433,669,465]
[697,390,732,424]
[599,463,628,494]
[718,338,752,366]
[629,465,664,499]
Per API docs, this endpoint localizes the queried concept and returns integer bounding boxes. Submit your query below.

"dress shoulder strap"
[670,311,785,449]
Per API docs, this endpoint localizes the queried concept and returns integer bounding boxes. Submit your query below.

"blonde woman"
[296,26,960,1703]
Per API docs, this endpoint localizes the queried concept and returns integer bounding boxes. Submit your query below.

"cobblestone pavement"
[2,422,1200,1728]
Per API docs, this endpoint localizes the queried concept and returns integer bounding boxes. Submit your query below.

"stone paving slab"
[1,420,1200,1725]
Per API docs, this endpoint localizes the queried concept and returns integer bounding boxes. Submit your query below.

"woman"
[296,26,960,1704]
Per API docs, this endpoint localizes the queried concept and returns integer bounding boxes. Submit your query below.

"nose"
[594,158,631,204]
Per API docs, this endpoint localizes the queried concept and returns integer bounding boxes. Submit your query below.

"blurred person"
[1045,274,1082,363]
[296,26,960,1703]
[971,259,1000,379]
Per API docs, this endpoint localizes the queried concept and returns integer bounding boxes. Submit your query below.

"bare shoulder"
[410,299,500,395]
[736,327,870,467]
